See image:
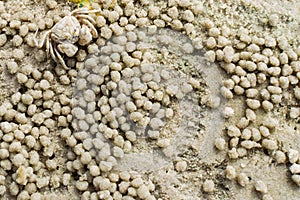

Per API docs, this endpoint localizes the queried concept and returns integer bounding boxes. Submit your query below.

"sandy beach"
[0,0,300,199]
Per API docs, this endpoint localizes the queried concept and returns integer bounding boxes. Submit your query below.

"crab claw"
[57,43,78,57]
[78,25,93,46]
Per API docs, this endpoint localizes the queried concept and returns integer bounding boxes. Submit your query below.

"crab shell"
[51,16,80,44]
[52,15,95,57]
[34,7,100,69]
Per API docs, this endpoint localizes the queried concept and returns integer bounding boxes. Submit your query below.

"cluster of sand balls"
[0,0,208,198]
[0,67,70,199]
[288,148,300,186]
[69,27,198,197]
[0,0,206,198]
[1,16,199,200]
[224,164,272,199]
[205,9,300,194]
[2,0,300,198]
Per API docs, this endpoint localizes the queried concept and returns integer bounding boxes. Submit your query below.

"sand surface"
[0,0,300,199]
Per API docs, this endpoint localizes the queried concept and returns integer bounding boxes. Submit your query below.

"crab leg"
[34,30,51,48]
[87,9,101,13]
[71,8,101,15]
[54,46,68,69]
[48,40,58,63]
[71,7,89,15]
[78,18,98,38]
[46,36,50,56]
[76,14,96,24]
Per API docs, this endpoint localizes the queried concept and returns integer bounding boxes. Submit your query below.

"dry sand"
[0,0,300,199]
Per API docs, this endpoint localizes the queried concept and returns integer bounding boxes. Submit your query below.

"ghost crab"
[34,7,100,69]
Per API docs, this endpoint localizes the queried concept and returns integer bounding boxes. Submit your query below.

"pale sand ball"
[229,137,239,148]
[215,138,226,150]
[80,152,92,165]
[36,177,50,189]
[262,100,274,112]
[226,165,236,180]
[246,109,256,121]
[0,33,7,46]
[241,140,259,149]
[228,148,238,159]
[237,117,249,129]
[9,182,19,196]
[237,173,249,187]
[292,175,300,187]
[100,161,113,172]
[165,108,174,119]
[113,146,124,158]
[255,180,268,194]
[1,122,12,133]
[259,126,270,137]
[175,160,188,172]
[150,118,164,130]
[294,87,300,100]
[12,153,25,167]
[262,139,278,150]
[206,37,217,49]
[238,148,248,157]
[17,191,30,200]
[62,173,71,186]
[17,73,28,84]
[290,163,300,174]
[12,35,23,47]
[45,159,57,170]
[148,6,160,18]
[227,125,241,137]
[157,138,171,148]
[202,179,215,193]
[127,187,137,197]
[288,149,299,163]
[6,61,18,74]
[131,177,143,188]
[205,50,216,62]
[31,193,43,200]
[13,49,25,60]
[0,185,5,196]
[137,184,151,199]
[220,86,233,99]
[290,107,300,119]
[119,171,131,181]
[241,129,252,140]
[274,150,286,164]
[148,130,160,139]
[246,99,261,109]
[76,181,89,191]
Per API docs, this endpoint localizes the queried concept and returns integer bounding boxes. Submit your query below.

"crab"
[34,7,100,69]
